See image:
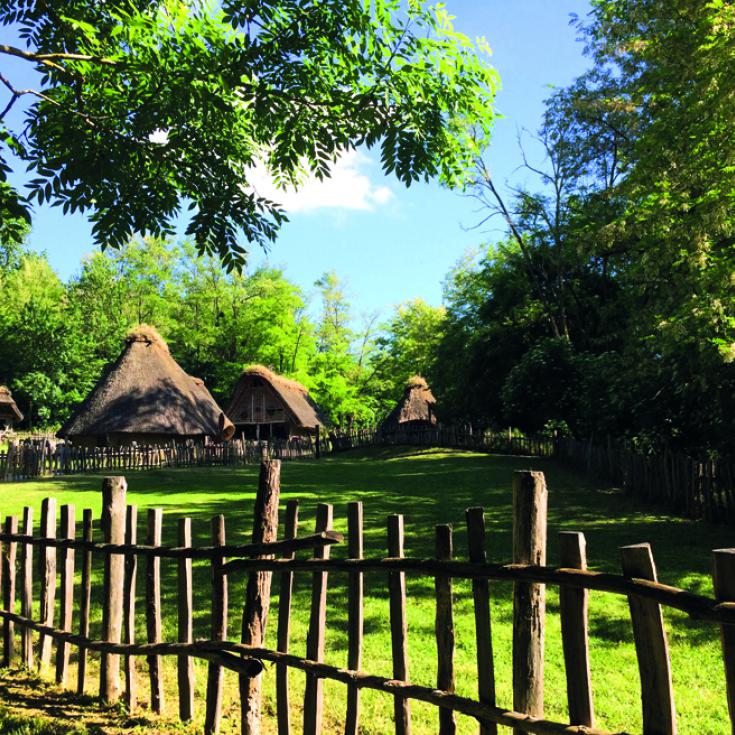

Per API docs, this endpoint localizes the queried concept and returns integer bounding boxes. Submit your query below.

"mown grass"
[0,447,729,734]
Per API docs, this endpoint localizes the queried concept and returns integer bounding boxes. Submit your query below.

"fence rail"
[0,463,733,735]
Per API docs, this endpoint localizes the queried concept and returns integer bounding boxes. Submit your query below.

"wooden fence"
[0,435,318,481]
[556,437,735,523]
[0,462,734,734]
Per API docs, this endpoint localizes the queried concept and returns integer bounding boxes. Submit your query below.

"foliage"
[0,0,497,268]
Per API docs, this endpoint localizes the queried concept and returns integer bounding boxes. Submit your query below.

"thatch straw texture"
[0,386,23,423]
[227,365,326,431]
[380,375,438,433]
[58,326,234,441]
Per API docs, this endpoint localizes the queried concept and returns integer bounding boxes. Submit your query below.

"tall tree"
[1,0,498,266]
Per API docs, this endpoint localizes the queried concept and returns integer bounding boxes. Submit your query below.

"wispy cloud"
[247,150,393,214]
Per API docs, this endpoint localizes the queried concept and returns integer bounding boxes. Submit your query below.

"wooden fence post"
[303,503,333,735]
[713,548,735,734]
[77,508,93,694]
[178,517,195,721]
[559,531,594,727]
[435,524,455,735]
[2,515,17,666]
[277,500,299,735]
[38,497,56,670]
[241,460,281,735]
[55,504,75,686]
[100,476,126,704]
[205,515,228,735]
[20,506,33,669]
[345,501,364,735]
[146,508,165,714]
[123,505,138,709]
[388,514,411,735]
[512,470,547,734]
[465,506,497,735]
[621,544,677,735]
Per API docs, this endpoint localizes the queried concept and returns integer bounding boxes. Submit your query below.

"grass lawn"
[0,447,729,734]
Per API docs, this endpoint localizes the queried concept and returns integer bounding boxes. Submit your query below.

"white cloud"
[246,150,393,214]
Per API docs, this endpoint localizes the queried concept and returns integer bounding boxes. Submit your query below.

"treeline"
[428,0,735,457]
[0,237,443,429]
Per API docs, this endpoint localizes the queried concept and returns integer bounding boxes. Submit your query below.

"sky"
[4,1,593,319]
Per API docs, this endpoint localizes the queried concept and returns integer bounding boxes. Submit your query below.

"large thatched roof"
[0,386,23,423]
[58,325,234,440]
[380,376,437,431]
[227,365,326,430]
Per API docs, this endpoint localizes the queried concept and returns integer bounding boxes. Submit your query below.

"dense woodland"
[2,1,735,457]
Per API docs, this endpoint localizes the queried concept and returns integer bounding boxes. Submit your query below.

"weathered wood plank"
[241,460,281,735]
[38,497,56,670]
[55,504,75,686]
[558,532,593,727]
[435,524,456,735]
[621,543,677,735]
[303,503,333,735]
[20,507,33,669]
[512,471,547,734]
[388,514,411,735]
[205,515,228,735]
[465,506,497,735]
[345,500,364,735]
[77,508,93,695]
[123,505,138,709]
[713,548,735,735]
[276,500,298,735]
[2,515,18,666]
[146,507,164,714]
[177,517,195,721]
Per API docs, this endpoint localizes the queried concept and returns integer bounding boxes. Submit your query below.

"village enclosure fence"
[0,461,734,734]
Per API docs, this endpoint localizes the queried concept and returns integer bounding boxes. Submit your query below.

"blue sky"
[5,1,593,317]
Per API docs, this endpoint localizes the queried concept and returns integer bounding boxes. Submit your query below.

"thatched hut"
[380,376,438,435]
[0,386,23,429]
[226,365,326,439]
[58,326,234,447]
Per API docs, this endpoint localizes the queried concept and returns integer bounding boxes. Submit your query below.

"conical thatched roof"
[58,325,234,441]
[380,376,437,432]
[227,365,326,430]
[0,386,23,423]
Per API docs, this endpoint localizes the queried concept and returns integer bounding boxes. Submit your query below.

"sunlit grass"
[0,448,729,734]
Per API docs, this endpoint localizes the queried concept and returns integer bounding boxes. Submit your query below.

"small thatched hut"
[0,386,23,429]
[380,376,438,435]
[58,326,234,447]
[226,366,326,439]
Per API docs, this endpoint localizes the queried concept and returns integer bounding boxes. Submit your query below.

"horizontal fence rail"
[0,463,733,735]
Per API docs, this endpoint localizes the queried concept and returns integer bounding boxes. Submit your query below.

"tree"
[0,1,498,267]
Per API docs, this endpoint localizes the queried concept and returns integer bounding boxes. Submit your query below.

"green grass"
[0,447,729,734]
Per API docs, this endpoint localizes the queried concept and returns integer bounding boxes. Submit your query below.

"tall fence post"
[435,524,455,735]
[388,513,411,735]
[178,517,195,721]
[123,505,138,709]
[512,470,547,734]
[621,543,677,735]
[77,508,93,694]
[240,459,281,735]
[38,497,56,670]
[20,506,33,669]
[205,515,228,735]
[713,548,735,733]
[2,515,18,666]
[55,504,75,686]
[146,508,165,713]
[277,500,299,735]
[559,531,594,727]
[345,501,364,735]
[303,503,333,735]
[100,476,127,705]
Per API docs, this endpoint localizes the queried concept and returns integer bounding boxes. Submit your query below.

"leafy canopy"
[0,0,498,268]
